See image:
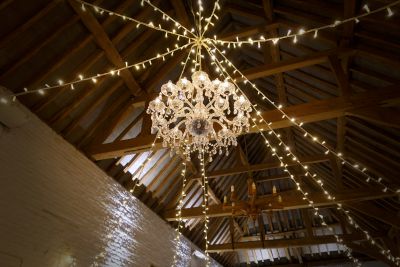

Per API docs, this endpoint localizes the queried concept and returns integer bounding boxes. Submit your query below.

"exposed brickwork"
[0,102,220,267]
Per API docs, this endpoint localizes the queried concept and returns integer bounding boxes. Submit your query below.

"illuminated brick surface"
[0,103,220,267]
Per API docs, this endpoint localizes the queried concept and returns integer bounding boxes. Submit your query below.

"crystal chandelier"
[147,70,252,159]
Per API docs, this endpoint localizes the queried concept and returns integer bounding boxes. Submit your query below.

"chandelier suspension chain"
[205,45,400,266]
[209,42,399,194]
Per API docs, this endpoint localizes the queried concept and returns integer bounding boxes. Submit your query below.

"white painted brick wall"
[0,101,221,267]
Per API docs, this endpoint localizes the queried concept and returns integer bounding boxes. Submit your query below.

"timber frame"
[1,0,400,266]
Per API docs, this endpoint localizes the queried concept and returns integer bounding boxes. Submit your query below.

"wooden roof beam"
[163,188,396,221]
[207,232,382,253]
[191,154,328,180]
[88,85,400,159]
[69,0,142,96]
[240,48,355,81]
[218,23,280,41]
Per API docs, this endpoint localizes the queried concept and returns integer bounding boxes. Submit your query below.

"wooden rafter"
[68,0,142,96]
[164,188,396,221]
[208,232,383,253]
[88,85,400,159]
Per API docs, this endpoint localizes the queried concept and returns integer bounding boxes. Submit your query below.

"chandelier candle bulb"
[147,71,251,158]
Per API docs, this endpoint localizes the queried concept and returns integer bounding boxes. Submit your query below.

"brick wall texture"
[0,102,221,267]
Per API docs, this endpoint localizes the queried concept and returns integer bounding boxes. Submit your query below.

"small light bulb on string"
[0,97,8,104]
[363,4,371,13]
[387,7,394,17]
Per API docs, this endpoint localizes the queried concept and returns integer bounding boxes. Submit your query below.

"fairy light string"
[208,43,400,195]
[200,150,211,267]
[213,1,400,47]
[205,45,364,266]
[205,45,400,266]
[0,42,193,102]
[77,0,194,41]
[140,0,197,39]
[172,158,188,267]
[128,136,160,194]
[1,0,398,264]
[130,39,194,195]
[201,0,220,36]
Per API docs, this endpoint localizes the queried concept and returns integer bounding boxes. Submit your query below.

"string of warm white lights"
[0,42,193,102]
[140,0,197,39]
[205,46,363,266]
[209,43,400,195]
[206,46,400,266]
[201,0,220,36]
[130,41,195,195]
[200,151,211,267]
[213,1,400,47]
[3,0,398,264]
[128,136,160,194]
[77,0,194,41]
[172,159,188,267]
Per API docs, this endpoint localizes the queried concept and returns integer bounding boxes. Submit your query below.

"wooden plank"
[301,210,313,238]
[347,106,400,129]
[191,154,329,180]
[88,85,400,159]
[218,23,280,41]
[328,56,350,96]
[68,0,142,96]
[347,202,400,229]
[240,48,355,80]
[207,232,381,253]
[0,1,59,48]
[164,188,396,221]
[256,173,302,183]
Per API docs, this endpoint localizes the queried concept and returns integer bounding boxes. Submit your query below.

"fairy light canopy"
[1,0,400,267]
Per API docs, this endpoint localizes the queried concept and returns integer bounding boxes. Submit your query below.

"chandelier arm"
[142,0,198,39]
[180,105,195,113]
[173,120,187,129]
[77,0,195,41]
[205,97,218,109]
